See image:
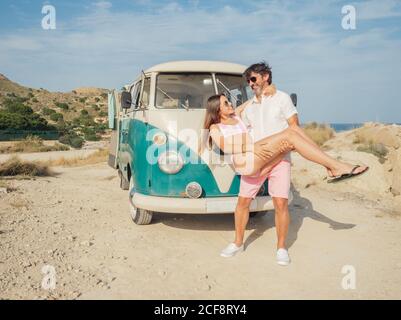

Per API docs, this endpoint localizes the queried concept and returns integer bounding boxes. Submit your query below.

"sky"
[0,0,400,123]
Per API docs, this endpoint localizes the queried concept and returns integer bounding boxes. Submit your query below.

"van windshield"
[215,74,253,107]
[155,73,253,109]
[156,73,215,109]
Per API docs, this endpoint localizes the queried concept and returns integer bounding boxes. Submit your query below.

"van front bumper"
[130,191,293,214]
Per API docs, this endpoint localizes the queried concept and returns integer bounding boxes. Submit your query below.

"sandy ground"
[1,150,401,300]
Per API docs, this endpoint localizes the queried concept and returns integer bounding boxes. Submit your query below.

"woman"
[203,93,369,182]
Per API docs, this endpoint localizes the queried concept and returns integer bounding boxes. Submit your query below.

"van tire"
[131,207,153,225]
[249,212,258,218]
[119,170,130,190]
[129,176,153,225]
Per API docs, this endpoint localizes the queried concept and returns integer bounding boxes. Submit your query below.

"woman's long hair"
[201,94,224,151]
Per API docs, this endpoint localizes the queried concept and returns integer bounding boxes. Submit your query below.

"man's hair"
[244,61,272,85]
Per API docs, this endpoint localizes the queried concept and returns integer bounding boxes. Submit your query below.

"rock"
[66,235,76,242]
[158,270,167,278]
[0,187,8,194]
[388,150,401,196]
[79,241,93,247]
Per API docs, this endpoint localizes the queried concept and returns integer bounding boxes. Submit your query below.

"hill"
[0,73,111,147]
[0,73,109,123]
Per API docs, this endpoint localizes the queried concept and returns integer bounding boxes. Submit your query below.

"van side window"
[140,77,151,107]
[131,82,141,109]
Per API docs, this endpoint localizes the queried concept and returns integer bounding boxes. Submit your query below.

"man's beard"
[252,84,264,96]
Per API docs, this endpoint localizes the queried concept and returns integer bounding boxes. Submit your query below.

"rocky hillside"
[0,73,109,128]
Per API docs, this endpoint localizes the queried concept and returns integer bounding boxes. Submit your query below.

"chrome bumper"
[130,191,293,214]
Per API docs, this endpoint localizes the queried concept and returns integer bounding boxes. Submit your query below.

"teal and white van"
[108,61,293,225]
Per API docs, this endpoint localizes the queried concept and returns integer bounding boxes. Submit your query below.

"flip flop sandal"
[327,165,369,183]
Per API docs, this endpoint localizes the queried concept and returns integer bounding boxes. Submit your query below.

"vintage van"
[108,61,294,225]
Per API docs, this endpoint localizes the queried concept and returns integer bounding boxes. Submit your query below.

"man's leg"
[234,196,253,246]
[220,174,266,257]
[267,160,292,265]
[272,197,290,249]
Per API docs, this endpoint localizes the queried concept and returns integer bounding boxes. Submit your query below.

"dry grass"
[303,122,335,146]
[0,156,52,177]
[0,179,8,188]
[0,135,69,154]
[44,148,109,167]
[356,142,388,163]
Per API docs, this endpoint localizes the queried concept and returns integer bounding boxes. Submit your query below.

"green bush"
[0,97,54,131]
[42,107,56,115]
[98,111,107,117]
[79,97,87,104]
[59,132,84,149]
[32,98,39,103]
[84,132,100,141]
[4,98,33,114]
[70,136,84,148]
[81,109,89,116]
[55,102,69,110]
[50,112,64,122]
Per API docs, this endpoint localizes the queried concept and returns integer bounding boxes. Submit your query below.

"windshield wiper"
[156,87,189,110]
[216,78,239,105]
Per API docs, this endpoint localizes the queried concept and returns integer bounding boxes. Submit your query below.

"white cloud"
[92,1,113,10]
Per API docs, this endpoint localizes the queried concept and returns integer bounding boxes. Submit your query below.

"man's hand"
[279,140,295,153]
[253,144,274,160]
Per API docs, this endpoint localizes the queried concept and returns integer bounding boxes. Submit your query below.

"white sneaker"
[276,248,291,266]
[220,243,244,258]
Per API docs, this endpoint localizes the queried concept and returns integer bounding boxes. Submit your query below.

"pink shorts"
[239,160,291,199]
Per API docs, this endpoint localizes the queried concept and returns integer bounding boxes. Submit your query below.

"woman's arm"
[234,99,252,117]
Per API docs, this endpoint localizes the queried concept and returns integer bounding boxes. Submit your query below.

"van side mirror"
[121,91,132,109]
[290,93,297,107]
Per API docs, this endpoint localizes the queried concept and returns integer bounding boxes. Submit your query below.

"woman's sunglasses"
[247,76,257,84]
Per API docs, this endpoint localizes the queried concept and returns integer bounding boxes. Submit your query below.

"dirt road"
[1,161,401,299]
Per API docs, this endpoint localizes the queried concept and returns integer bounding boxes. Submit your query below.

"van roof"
[144,60,247,74]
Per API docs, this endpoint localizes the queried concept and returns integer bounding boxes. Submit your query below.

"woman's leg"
[235,127,367,176]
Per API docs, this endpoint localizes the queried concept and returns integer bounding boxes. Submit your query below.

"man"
[220,62,320,265]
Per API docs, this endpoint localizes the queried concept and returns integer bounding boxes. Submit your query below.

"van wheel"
[119,170,129,190]
[250,212,258,218]
[130,207,153,225]
[129,177,153,225]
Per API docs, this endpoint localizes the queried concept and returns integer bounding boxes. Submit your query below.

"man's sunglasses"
[247,76,257,84]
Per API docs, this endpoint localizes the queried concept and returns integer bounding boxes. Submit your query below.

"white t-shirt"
[242,90,298,161]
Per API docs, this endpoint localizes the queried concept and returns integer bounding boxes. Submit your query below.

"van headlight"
[158,151,184,174]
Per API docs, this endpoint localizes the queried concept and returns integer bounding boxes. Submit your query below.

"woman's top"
[217,115,248,137]
[213,116,250,168]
